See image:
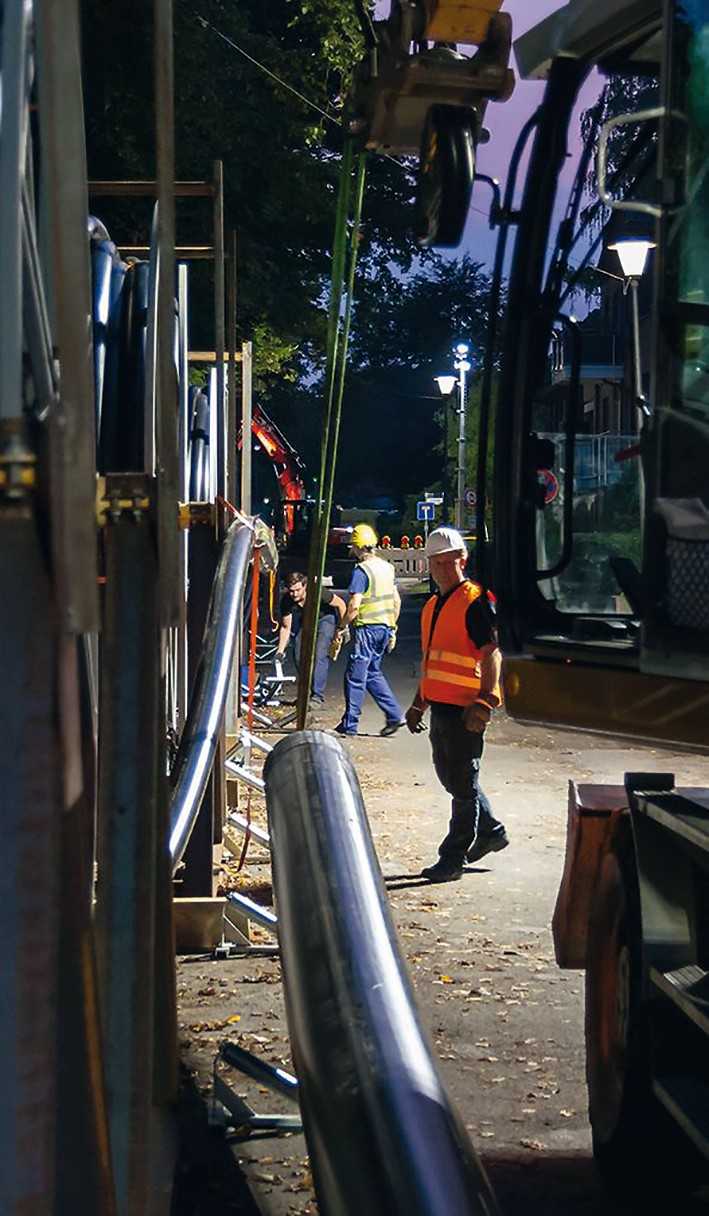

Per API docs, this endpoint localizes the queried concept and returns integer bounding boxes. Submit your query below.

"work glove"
[405,704,427,734]
[463,697,495,734]
[386,626,397,654]
[328,626,349,662]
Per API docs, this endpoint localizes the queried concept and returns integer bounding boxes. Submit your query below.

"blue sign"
[416,501,435,522]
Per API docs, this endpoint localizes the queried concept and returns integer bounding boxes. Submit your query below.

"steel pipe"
[220,1041,297,1100]
[226,891,278,935]
[228,812,271,849]
[169,520,254,870]
[224,757,265,793]
[264,732,500,1216]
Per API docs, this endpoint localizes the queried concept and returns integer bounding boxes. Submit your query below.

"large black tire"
[585,826,703,1205]
[415,105,476,248]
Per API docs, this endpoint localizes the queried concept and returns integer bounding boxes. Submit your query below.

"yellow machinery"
[350,0,514,245]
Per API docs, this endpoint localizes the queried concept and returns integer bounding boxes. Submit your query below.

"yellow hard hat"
[350,522,378,549]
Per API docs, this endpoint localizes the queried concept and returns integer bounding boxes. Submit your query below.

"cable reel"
[350,1,515,247]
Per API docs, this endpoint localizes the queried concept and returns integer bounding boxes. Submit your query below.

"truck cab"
[481,0,709,1199]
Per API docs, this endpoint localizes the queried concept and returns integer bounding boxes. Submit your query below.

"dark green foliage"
[80,0,416,374]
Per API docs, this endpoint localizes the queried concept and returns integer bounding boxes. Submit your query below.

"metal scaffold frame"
[0,3,511,1213]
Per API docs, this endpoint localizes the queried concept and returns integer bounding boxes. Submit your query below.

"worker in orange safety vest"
[405,525,509,882]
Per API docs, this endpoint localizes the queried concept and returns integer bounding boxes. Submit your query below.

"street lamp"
[434,375,456,522]
[453,342,471,530]
[434,342,471,530]
[608,238,655,418]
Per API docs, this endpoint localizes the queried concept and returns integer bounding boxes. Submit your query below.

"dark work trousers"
[429,703,504,863]
[294,615,337,703]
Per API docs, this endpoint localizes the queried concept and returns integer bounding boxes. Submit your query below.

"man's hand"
[463,698,494,734]
[405,704,427,734]
[386,626,397,654]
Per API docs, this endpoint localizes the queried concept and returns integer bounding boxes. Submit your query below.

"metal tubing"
[213,161,226,500]
[213,1076,302,1133]
[0,0,29,420]
[226,892,278,935]
[224,758,265,793]
[240,341,253,515]
[241,728,273,755]
[227,230,238,507]
[220,1042,297,1100]
[153,0,181,1101]
[169,520,255,870]
[227,812,271,848]
[264,733,500,1216]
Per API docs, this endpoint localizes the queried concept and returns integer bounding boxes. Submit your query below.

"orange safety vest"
[420,580,500,707]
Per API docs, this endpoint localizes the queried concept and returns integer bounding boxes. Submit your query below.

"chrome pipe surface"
[169,520,253,870]
[224,757,265,793]
[226,891,278,935]
[220,1041,298,1100]
[264,732,500,1216]
[227,812,270,848]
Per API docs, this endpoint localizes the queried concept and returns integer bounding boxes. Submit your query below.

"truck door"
[641,2,709,685]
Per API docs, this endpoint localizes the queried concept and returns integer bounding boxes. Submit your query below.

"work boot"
[332,722,357,737]
[465,830,509,864]
[380,719,406,737]
[420,858,463,883]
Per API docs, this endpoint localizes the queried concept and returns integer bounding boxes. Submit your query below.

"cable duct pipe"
[263,732,500,1216]
[169,518,276,872]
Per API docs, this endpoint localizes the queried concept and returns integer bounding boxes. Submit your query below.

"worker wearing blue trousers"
[334,523,406,738]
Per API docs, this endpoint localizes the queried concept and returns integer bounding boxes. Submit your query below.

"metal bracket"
[177,501,215,530]
[96,474,153,526]
[0,422,37,499]
[209,1042,302,1137]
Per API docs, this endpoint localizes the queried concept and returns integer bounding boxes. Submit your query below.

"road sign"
[464,488,477,509]
[416,501,436,522]
[537,468,559,504]
[424,494,444,505]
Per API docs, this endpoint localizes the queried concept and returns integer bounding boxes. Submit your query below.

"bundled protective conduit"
[264,732,500,1216]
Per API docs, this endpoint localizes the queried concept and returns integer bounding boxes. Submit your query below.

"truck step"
[639,790,709,855]
[650,964,709,1037]
[653,1075,709,1160]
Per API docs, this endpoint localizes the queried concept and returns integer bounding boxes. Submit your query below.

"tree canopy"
[81,0,419,375]
[81,1,498,510]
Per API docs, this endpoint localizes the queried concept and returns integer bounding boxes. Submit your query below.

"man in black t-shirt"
[405,526,509,883]
[276,571,346,705]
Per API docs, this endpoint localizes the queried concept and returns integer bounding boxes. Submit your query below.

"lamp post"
[453,342,471,530]
[434,373,456,523]
[608,238,655,421]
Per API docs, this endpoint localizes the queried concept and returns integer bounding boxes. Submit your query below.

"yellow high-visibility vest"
[355,557,397,627]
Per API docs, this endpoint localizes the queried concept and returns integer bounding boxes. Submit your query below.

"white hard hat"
[424,526,468,558]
